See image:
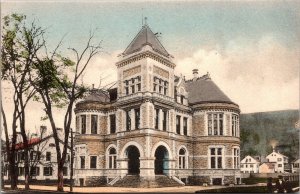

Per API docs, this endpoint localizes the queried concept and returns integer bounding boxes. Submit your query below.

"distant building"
[292,159,300,173]
[259,162,276,173]
[3,127,72,183]
[265,149,288,173]
[240,155,260,173]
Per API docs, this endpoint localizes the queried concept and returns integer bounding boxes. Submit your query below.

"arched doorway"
[126,145,140,174]
[154,146,169,175]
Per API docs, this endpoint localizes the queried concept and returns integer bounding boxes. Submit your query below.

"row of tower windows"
[124,76,141,95]
[153,76,168,95]
[207,113,239,137]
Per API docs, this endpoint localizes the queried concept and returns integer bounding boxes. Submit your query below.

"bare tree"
[31,31,102,191]
[1,14,45,190]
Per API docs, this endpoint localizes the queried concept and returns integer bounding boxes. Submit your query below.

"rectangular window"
[125,87,129,95]
[46,152,51,161]
[278,164,282,167]
[135,108,140,129]
[91,115,98,134]
[18,167,24,176]
[90,156,97,169]
[232,114,239,137]
[155,109,159,129]
[110,114,116,134]
[233,148,239,169]
[162,110,167,131]
[176,116,181,134]
[80,156,85,169]
[131,85,135,93]
[210,148,223,169]
[126,110,131,131]
[278,158,282,161]
[76,116,79,132]
[183,117,188,135]
[208,113,223,136]
[181,95,184,104]
[63,167,68,176]
[31,167,40,176]
[153,77,168,96]
[81,115,86,134]
[43,167,52,176]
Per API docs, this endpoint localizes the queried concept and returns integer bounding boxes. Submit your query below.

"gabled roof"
[260,162,276,169]
[123,24,169,57]
[266,150,288,159]
[185,76,234,105]
[241,155,260,163]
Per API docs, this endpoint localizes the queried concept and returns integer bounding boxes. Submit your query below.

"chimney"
[193,69,199,81]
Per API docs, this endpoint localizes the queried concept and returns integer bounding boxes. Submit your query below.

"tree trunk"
[57,165,64,192]
[9,155,17,190]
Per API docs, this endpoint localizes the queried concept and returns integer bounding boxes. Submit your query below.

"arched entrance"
[154,146,169,175]
[126,145,140,174]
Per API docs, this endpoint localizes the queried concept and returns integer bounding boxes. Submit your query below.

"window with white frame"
[108,148,117,169]
[80,156,85,169]
[210,147,223,169]
[179,148,187,169]
[135,108,140,129]
[176,115,181,134]
[153,76,168,95]
[43,167,52,176]
[183,117,188,135]
[233,148,239,169]
[126,110,131,131]
[208,113,223,136]
[232,114,239,137]
[124,76,141,95]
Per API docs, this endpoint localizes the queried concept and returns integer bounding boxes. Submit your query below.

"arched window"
[108,148,117,169]
[179,148,187,169]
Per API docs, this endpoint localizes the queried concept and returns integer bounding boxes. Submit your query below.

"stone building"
[74,23,241,187]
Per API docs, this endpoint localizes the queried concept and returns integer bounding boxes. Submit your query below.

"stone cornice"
[116,50,176,69]
[192,102,240,113]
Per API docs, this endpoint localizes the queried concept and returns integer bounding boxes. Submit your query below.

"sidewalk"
[4,185,227,193]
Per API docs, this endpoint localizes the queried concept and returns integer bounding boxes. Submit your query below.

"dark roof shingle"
[185,77,234,105]
[123,25,169,57]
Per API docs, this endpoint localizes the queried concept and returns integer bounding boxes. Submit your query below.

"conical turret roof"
[123,24,169,57]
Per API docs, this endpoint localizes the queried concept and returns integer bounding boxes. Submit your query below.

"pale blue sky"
[1,0,299,131]
[2,1,299,57]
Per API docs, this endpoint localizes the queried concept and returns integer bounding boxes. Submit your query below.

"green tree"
[31,31,102,191]
[1,13,44,190]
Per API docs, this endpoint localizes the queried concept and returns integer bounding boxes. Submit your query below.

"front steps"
[113,175,184,188]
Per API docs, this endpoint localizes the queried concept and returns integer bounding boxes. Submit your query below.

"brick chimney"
[193,69,198,81]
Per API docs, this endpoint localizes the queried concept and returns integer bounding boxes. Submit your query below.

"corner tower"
[116,24,176,99]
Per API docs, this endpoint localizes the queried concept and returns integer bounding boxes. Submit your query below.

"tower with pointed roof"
[74,22,241,187]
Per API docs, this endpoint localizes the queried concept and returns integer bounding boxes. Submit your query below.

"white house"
[3,127,72,183]
[240,155,260,173]
[265,150,288,173]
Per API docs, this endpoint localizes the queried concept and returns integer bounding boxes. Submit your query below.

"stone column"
[169,109,175,133]
[180,116,184,135]
[86,114,91,134]
[140,100,155,129]
[158,109,163,130]
[131,109,135,130]
[116,109,123,132]
[140,157,155,178]
[117,158,128,178]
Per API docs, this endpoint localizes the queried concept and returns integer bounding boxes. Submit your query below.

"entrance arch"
[154,145,169,175]
[126,145,140,174]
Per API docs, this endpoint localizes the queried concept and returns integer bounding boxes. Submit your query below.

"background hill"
[240,109,299,161]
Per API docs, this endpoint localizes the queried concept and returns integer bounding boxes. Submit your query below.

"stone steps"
[113,175,183,188]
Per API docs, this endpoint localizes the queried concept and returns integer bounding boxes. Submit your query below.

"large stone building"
[74,23,241,187]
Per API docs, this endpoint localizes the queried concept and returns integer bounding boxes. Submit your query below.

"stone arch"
[151,141,173,159]
[120,141,144,158]
[177,145,189,156]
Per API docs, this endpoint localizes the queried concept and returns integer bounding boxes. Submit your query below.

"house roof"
[241,155,260,163]
[82,88,118,103]
[14,135,52,151]
[267,150,288,159]
[123,24,170,57]
[185,76,234,105]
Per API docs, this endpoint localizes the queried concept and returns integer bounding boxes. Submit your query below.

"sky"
[1,0,299,133]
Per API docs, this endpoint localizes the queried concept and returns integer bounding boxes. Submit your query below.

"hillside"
[240,109,299,160]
